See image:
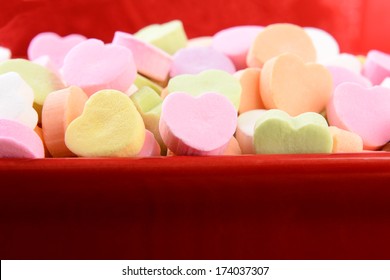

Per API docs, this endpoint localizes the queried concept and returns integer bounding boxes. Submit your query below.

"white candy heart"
[0,72,38,129]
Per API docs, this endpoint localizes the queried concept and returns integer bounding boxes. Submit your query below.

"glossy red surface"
[1,154,390,259]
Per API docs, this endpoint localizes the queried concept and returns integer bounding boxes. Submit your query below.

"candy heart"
[324,53,362,74]
[42,86,88,157]
[134,20,188,55]
[112,31,172,83]
[254,109,332,154]
[0,59,65,121]
[327,66,371,91]
[130,86,164,154]
[0,46,11,62]
[236,109,268,154]
[28,32,87,69]
[134,74,163,94]
[260,53,332,116]
[212,25,263,70]
[0,119,44,158]
[234,68,264,114]
[65,90,145,157]
[247,23,316,67]
[62,39,137,96]
[327,83,390,150]
[304,27,339,63]
[187,36,213,48]
[363,50,390,85]
[0,72,38,129]
[329,126,363,153]
[166,69,241,111]
[159,92,237,156]
[137,129,161,157]
[170,46,236,77]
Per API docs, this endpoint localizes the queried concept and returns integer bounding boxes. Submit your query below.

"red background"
[1,0,390,57]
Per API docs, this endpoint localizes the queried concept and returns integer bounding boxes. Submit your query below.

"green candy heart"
[254,109,333,154]
[134,20,188,55]
[167,69,241,111]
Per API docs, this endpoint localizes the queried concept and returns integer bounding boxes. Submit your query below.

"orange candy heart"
[260,53,332,116]
[247,23,316,68]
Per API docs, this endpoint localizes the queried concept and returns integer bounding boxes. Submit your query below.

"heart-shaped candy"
[112,31,172,83]
[42,86,88,157]
[0,46,11,62]
[0,119,44,158]
[212,25,263,70]
[0,72,38,129]
[159,92,237,156]
[363,50,390,85]
[247,23,316,67]
[166,69,241,111]
[134,20,188,55]
[62,39,137,96]
[234,68,264,114]
[0,59,65,121]
[329,126,363,153]
[261,53,332,116]
[327,83,390,150]
[304,27,339,63]
[65,90,145,157]
[130,86,164,154]
[170,46,236,77]
[28,32,87,69]
[254,109,332,154]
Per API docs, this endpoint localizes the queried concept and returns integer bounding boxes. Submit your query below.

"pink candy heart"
[28,32,87,69]
[62,39,137,96]
[159,92,237,156]
[363,50,390,85]
[327,83,390,150]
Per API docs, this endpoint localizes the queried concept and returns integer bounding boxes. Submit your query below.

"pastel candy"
[0,46,11,62]
[130,86,164,154]
[65,90,145,157]
[137,130,161,157]
[33,55,62,81]
[167,69,242,111]
[329,126,363,153]
[134,20,188,55]
[247,23,316,67]
[0,59,65,121]
[324,53,362,74]
[134,74,163,94]
[62,39,136,96]
[381,77,390,89]
[42,86,88,157]
[304,27,339,63]
[236,109,268,154]
[234,68,264,114]
[261,53,332,116]
[327,83,390,150]
[0,72,38,129]
[254,109,333,154]
[363,50,390,85]
[187,37,213,48]
[33,125,50,157]
[212,25,263,70]
[170,46,236,77]
[112,31,172,82]
[159,92,237,156]
[223,137,242,155]
[28,32,87,69]
[327,66,371,91]
[0,119,44,158]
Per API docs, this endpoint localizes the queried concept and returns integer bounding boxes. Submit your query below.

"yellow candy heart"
[65,90,145,157]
